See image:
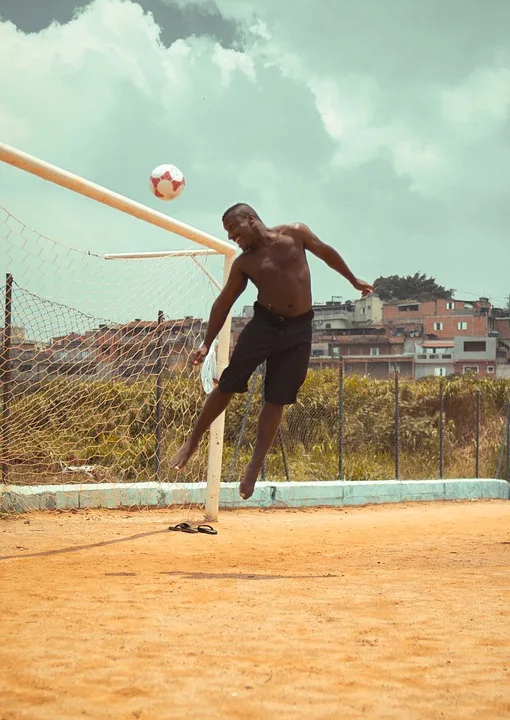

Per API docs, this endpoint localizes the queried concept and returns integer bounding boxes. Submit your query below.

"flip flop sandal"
[168,522,198,534]
[197,524,218,535]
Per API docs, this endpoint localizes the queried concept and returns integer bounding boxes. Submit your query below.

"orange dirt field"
[1,500,509,720]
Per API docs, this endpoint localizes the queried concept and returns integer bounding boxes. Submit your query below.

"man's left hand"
[352,278,374,297]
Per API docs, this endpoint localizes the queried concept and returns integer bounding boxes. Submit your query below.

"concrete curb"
[1,479,508,512]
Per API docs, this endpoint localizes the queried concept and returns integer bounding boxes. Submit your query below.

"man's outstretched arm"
[193,258,248,364]
[294,223,373,297]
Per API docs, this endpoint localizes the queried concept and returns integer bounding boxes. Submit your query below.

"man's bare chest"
[242,240,305,280]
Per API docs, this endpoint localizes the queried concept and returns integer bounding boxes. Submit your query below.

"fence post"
[506,405,510,483]
[394,370,400,480]
[277,428,289,482]
[496,401,510,480]
[439,379,444,479]
[154,310,164,481]
[338,356,344,480]
[1,274,13,484]
[475,388,481,479]
[261,362,267,482]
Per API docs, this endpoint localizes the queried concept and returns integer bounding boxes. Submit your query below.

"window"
[446,302,455,310]
[325,323,331,329]
[398,303,419,312]
[434,367,447,376]
[433,322,443,331]
[487,366,495,373]
[463,365,479,374]
[458,321,467,330]
[463,341,486,352]
[369,347,380,356]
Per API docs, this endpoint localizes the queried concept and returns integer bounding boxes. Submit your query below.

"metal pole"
[495,401,510,480]
[475,389,480,479]
[338,356,344,480]
[439,379,444,480]
[261,362,267,482]
[1,274,13,484]
[205,254,234,522]
[278,428,290,482]
[394,370,400,480]
[154,310,164,482]
[506,407,510,483]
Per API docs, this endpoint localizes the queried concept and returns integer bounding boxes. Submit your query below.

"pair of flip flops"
[168,522,217,535]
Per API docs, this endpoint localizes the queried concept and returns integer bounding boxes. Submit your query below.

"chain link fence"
[2,206,510,493]
[224,359,510,484]
[2,286,510,491]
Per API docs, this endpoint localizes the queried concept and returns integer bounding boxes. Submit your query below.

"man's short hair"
[222,203,260,223]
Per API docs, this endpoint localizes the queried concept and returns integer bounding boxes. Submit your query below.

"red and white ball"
[149,164,185,201]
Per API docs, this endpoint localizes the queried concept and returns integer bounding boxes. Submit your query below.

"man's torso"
[237,224,312,317]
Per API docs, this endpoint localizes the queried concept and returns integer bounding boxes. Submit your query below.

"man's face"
[223,211,256,251]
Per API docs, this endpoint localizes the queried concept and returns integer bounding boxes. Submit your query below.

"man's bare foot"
[239,462,260,499]
[169,440,197,470]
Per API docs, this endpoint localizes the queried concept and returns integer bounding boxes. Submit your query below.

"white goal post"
[0,141,236,522]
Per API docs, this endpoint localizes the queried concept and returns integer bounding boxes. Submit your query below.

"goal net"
[0,145,234,517]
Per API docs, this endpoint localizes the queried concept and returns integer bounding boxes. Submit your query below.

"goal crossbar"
[0,141,235,258]
[104,250,219,260]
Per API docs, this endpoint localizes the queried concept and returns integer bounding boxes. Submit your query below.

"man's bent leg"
[170,388,234,470]
[239,402,284,499]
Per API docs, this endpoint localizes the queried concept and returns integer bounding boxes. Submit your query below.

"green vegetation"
[372,273,454,302]
[2,371,509,485]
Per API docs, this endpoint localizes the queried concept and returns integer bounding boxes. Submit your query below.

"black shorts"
[218,302,314,406]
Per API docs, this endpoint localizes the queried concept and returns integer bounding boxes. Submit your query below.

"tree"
[372,273,454,302]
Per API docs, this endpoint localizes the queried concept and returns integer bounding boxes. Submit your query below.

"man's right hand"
[191,345,209,366]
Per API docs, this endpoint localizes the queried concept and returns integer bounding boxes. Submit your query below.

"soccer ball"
[149,164,185,201]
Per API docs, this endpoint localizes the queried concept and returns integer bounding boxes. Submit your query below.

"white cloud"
[440,66,510,127]
[212,45,256,87]
[1,0,510,313]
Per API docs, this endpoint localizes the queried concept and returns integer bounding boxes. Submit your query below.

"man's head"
[222,203,264,251]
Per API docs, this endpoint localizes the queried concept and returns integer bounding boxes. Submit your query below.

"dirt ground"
[0,500,509,720]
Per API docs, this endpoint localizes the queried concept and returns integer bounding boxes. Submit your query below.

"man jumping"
[170,204,373,499]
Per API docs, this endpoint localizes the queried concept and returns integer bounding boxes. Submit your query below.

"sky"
[1,0,510,325]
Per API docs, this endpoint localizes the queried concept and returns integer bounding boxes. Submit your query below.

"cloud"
[1,0,510,317]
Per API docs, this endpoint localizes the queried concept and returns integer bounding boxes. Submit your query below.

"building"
[414,340,455,378]
[312,295,383,333]
[493,310,510,377]
[1,317,206,384]
[93,317,205,378]
[383,297,493,340]
[311,326,414,377]
[414,335,510,378]
[453,336,498,376]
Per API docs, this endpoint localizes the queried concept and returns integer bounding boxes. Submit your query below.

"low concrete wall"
[1,479,508,513]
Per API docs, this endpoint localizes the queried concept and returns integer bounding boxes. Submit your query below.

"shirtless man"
[170,203,373,499]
